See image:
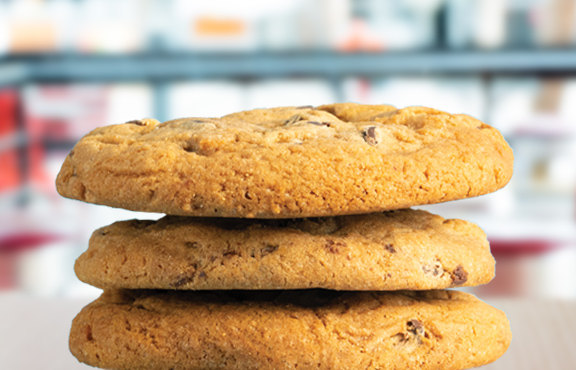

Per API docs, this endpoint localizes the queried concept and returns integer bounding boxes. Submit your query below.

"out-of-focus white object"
[106,84,154,125]
[489,77,540,136]
[0,293,95,369]
[531,245,576,300]
[474,0,508,49]
[558,78,576,121]
[362,0,443,50]
[347,77,485,121]
[296,0,351,50]
[0,2,9,55]
[258,0,304,51]
[17,241,76,296]
[167,81,245,119]
[446,0,511,49]
[75,0,144,53]
[245,79,337,110]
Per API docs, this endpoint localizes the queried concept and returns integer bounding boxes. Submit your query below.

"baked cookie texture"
[69,289,512,370]
[56,103,514,218]
[75,209,494,291]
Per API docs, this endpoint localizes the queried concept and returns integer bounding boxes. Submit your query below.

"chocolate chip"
[384,243,396,253]
[325,239,339,254]
[296,105,313,109]
[190,119,207,123]
[324,239,347,254]
[451,265,469,286]
[185,241,200,249]
[125,119,145,126]
[284,114,303,125]
[98,230,109,236]
[261,244,279,256]
[171,274,195,288]
[307,121,331,126]
[85,325,93,341]
[407,320,425,336]
[422,261,444,277]
[198,271,207,278]
[363,126,378,145]
[393,320,426,346]
[68,149,75,158]
[223,250,240,257]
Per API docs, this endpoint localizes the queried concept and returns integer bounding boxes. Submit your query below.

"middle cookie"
[76,209,494,291]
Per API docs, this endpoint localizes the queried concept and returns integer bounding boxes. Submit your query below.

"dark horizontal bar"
[1,49,576,84]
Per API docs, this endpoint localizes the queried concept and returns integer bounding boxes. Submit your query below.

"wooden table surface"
[1,293,575,369]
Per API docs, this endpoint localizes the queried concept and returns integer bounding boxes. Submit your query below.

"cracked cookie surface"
[75,209,494,290]
[56,103,514,218]
[69,289,511,370]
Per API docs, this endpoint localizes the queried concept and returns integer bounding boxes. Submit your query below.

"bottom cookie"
[70,289,510,370]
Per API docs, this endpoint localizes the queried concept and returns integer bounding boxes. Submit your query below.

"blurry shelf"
[0,134,78,153]
[2,49,576,85]
[0,62,28,87]
[43,139,76,151]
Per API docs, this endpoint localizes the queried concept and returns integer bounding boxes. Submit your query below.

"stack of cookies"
[56,103,514,370]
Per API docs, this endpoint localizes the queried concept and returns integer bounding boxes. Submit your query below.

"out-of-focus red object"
[0,89,21,191]
[489,238,560,255]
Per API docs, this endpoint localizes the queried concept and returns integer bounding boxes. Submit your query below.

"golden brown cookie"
[69,289,511,370]
[75,209,494,291]
[56,103,513,218]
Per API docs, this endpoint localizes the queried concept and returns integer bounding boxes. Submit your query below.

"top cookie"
[56,103,513,218]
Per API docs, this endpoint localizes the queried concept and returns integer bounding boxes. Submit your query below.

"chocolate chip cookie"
[56,103,513,218]
[69,289,511,370]
[75,209,494,291]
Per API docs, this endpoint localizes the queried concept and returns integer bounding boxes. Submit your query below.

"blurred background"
[0,0,576,301]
